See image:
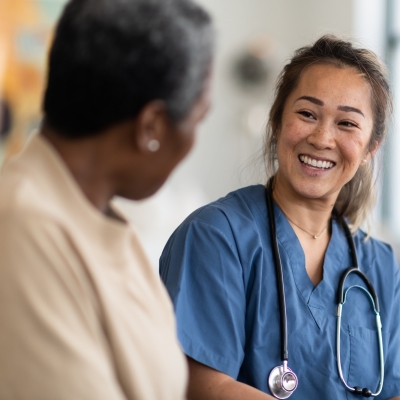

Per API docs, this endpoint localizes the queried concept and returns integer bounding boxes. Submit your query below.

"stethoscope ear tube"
[336,278,385,397]
[337,267,380,313]
[336,223,384,397]
[339,220,380,313]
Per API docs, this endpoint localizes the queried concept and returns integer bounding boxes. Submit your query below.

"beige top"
[0,134,188,400]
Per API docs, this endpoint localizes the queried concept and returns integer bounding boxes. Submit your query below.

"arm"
[187,358,275,400]
[161,217,248,380]
[161,210,276,398]
[188,357,400,400]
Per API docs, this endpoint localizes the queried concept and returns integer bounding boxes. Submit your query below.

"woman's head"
[265,35,392,229]
[41,0,214,203]
[43,0,215,137]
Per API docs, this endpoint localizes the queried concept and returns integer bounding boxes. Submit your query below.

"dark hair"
[43,0,214,138]
[265,35,392,229]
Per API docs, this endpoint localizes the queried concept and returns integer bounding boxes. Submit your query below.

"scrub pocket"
[346,325,389,399]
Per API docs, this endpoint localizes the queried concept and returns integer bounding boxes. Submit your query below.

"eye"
[297,111,315,119]
[338,120,358,128]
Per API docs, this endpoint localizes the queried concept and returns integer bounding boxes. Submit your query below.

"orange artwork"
[0,0,66,165]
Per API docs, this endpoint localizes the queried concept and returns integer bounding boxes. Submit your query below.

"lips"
[299,155,335,170]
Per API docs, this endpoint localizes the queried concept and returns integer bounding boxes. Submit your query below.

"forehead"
[287,63,373,114]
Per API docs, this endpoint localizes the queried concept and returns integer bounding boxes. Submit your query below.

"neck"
[40,124,117,213]
[272,175,334,238]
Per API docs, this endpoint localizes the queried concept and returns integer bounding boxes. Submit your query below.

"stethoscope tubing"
[266,178,384,398]
[336,298,384,396]
[336,221,384,397]
[266,179,289,362]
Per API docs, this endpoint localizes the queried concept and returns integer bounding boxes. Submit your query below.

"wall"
[172,0,355,203]
[118,0,363,269]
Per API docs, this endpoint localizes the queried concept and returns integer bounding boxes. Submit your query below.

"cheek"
[340,136,366,168]
[277,120,307,155]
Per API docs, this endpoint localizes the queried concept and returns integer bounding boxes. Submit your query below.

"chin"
[293,182,336,201]
[121,182,165,202]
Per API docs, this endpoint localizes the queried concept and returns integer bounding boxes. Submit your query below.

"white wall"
[120,0,369,269]
[173,0,355,203]
[352,0,386,57]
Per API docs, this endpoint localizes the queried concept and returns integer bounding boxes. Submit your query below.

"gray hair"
[44,0,215,137]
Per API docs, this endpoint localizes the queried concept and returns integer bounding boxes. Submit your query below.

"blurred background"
[1,0,400,269]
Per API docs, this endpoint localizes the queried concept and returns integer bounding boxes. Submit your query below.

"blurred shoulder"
[355,228,399,273]
[0,166,59,234]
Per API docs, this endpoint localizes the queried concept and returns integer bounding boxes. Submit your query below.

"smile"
[299,155,335,170]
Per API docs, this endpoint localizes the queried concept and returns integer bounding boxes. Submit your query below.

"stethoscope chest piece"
[268,363,298,399]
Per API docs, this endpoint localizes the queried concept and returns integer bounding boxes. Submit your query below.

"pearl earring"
[148,139,160,152]
[362,159,367,165]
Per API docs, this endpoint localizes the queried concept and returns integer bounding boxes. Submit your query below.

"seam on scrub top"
[275,232,325,329]
[240,186,297,275]
[176,215,247,377]
[193,208,238,253]
[276,235,309,305]
[160,206,215,281]
[346,325,352,400]
[240,185,269,222]
[196,196,255,274]
[273,207,308,301]
[192,217,246,289]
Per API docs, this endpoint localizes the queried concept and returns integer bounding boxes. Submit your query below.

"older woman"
[0,0,214,399]
[160,36,400,399]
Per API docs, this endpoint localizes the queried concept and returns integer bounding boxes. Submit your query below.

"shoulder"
[354,229,397,271]
[353,230,400,309]
[178,184,267,233]
[0,163,75,270]
[0,182,65,249]
[0,158,60,225]
[160,185,268,277]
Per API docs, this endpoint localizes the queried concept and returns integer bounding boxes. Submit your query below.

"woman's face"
[274,63,376,203]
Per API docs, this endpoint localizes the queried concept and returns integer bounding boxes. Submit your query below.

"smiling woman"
[274,63,376,227]
[160,35,400,400]
[266,37,392,231]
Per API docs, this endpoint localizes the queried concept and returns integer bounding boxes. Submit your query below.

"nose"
[306,122,335,150]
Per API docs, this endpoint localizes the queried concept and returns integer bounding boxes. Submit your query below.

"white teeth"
[299,155,334,169]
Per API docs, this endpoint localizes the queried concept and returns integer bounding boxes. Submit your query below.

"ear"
[362,140,380,166]
[134,100,169,154]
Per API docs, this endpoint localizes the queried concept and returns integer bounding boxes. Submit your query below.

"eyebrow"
[296,96,323,106]
[296,96,365,117]
[337,105,364,117]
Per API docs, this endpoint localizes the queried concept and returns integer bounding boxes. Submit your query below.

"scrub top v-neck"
[160,185,400,400]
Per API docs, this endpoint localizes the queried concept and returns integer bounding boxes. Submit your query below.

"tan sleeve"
[0,212,127,400]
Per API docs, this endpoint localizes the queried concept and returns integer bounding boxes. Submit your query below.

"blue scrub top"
[160,185,400,400]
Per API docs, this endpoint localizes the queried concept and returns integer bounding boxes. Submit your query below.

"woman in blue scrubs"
[160,35,400,400]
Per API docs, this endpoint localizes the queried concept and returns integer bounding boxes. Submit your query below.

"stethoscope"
[265,179,384,399]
